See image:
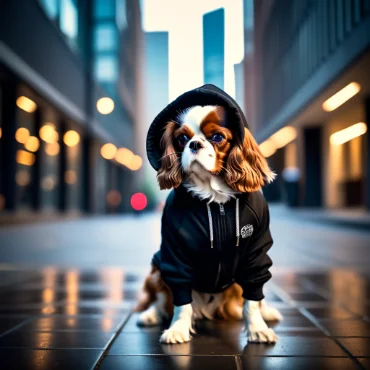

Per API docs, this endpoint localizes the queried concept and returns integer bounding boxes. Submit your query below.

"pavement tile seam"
[298,308,366,369]
[94,311,133,369]
[0,316,35,340]
[300,277,370,320]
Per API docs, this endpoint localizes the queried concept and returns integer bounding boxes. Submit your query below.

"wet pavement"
[0,267,369,369]
[0,207,369,369]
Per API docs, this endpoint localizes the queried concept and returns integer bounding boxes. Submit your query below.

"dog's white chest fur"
[184,162,238,204]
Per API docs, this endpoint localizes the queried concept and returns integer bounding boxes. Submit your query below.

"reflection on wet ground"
[0,268,369,369]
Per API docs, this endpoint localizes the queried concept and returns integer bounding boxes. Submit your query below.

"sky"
[142,0,244,101]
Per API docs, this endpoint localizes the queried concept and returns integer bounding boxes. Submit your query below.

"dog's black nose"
[189,140,204,153]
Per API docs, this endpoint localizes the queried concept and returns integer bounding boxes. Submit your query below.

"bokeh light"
[131,193,147,211]
[101,143,117,159]
[24,136,40,152]
[65,170,77,185]
[16,171,31,187]
[64,130,80,147]
[15,127,30,144]
[45,142,60,156]
[16,96,37,113]
[97,97,115,115]
[16,150,35,166]
[106,190,122,207]
[40,124,58,143]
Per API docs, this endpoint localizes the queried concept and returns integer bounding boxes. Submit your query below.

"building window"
[94,0,116,19]
[39,0,79,50]
[94,55,118,82]
[116,0,128,30]
[94,23,118,52]
[40,0,59,20]
[60,0,78,42]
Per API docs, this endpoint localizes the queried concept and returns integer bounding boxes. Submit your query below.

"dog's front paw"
[160,319,193,344]
[247,327,278,343]
[160,328,192,344]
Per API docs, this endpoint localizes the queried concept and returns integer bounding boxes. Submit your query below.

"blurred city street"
[0,206,370,273]
[1,0,370,368]
[0,210,369,369]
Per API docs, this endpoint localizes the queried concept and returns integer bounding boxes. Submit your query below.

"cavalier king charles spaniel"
[136,97,282,345]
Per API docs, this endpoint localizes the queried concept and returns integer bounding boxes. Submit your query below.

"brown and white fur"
[136,106,282,344]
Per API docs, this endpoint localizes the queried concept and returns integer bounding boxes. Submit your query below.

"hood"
[146,84,249,171]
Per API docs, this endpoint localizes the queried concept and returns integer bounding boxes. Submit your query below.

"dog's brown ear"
[224,128,275,192]
[157,121,183,190]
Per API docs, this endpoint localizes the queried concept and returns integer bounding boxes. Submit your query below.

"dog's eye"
[177,134,189,146]
[211,133,224,143]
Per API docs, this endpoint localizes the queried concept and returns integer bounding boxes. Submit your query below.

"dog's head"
[157,105,275,192]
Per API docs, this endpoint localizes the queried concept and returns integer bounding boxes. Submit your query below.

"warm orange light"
[97,97,114,115]
[322,82,361,112]
[16,96,37,113]
[64,130,80,147]
[65,170,77,184]
[15,127,30,144]
[127,155,143,171]
[115,147,134,165]
[45,142,60,156]
[259,139,277,158]
[25,136,40,152]
[101,143,117,159]
[0,127,2,138]
[16,150,35,166]
[16,171,31,186]
[40,124,58,143]
[330,122,367,145]
[269,126,297,149]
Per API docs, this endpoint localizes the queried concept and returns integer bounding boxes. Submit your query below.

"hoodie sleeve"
[235,199,273,301]
[159,204,194,306]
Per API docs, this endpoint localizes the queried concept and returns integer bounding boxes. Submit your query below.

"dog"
[136,84,282,344]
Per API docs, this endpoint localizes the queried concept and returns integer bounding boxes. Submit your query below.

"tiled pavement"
[0,268,369,369]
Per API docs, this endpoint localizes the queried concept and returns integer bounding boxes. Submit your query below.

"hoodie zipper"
[213,203,227,290]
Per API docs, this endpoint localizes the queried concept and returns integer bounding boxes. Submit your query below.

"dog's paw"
[137,306,160,326]
[159,318,193,344]
[160,328,192,344]
[260,305,283,322]
[247,327,278,343]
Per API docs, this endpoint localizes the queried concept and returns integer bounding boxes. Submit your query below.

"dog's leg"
[259,299,283,322]
[160,304,194,344]
[137,292,168,326]
[244,300,278,343]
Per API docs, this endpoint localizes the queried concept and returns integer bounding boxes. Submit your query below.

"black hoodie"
[147,84,273,307]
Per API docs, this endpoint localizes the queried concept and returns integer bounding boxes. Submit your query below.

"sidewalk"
[269,204,370,231]
[0,266,369,370]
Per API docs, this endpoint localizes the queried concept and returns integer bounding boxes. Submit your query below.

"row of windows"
[39,0,126,83]
[39,0,79,47]
[261,0,370,125]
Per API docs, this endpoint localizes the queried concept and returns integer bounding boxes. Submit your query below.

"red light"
[131,193,147,211]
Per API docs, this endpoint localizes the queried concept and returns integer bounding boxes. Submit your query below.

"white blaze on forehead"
[178,105,217,134]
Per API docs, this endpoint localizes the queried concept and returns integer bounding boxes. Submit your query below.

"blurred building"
[203,8,225,89]
[249,0,370,211]
[0,0,144,216]
[142,31,170,205]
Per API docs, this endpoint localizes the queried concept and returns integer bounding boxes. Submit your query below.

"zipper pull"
[219,203,225,216]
